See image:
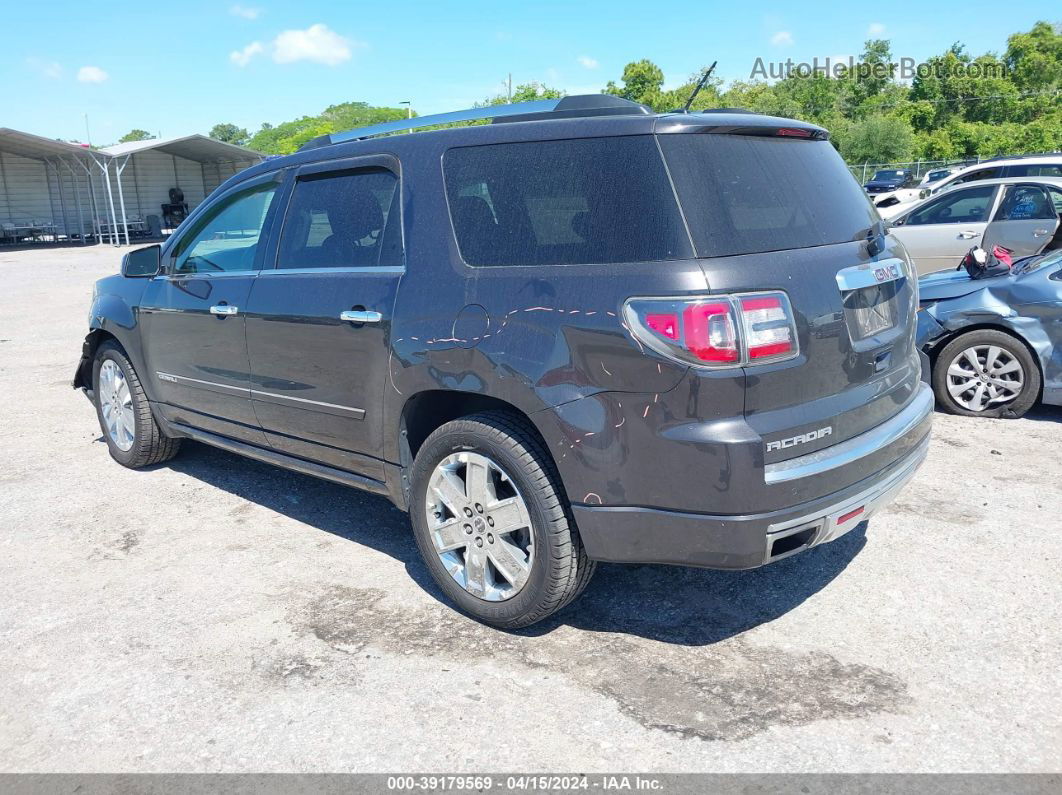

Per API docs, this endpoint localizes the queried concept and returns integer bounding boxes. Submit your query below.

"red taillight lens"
[623,291,798,368]
[775,127,813,138]
[683,303,738,362]
[645,313,679,340]
[740,295,796,360]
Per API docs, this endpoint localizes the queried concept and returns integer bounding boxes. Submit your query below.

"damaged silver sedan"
[918,249,1062,418]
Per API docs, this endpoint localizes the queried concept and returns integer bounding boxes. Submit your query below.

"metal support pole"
[49,160,70,243]
[91,154,120,246]
[74,157,103,245]
[114,155,131,246]
[58,158,87,245]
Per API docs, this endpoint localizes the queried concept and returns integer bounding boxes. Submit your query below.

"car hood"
[865,180,903,189]
[918,268,1012,301]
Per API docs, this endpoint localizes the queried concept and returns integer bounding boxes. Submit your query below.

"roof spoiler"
[298,95,651,151]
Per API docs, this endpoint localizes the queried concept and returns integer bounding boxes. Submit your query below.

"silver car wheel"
[946,344,1025,412]
[98,359,135,451]
[425,451,534,602]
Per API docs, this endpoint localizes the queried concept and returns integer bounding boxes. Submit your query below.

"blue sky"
[4,0,1053,144]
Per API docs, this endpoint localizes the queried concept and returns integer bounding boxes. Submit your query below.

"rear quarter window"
[443,136,692,266]
[659,134,877,257]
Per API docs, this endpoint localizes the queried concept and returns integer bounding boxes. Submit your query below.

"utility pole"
[399,100,411,119]
[84,114,92,146]
[507,73,512,102]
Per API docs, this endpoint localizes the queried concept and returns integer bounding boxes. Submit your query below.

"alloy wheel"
[99,359,135,451]
[946,344,1024,412]
[424,451,534,601]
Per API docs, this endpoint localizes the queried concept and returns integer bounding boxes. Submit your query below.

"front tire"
[932,329,1040,418]
[92,341,182,467]
[409,412,595,629]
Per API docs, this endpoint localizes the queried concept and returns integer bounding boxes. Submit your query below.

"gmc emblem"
[766,427,832,453]
[873,263,901,283]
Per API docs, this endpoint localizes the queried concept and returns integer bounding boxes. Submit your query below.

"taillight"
[623,291,798,368]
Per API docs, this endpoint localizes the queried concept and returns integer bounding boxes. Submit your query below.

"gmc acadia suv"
[74,95,933,628]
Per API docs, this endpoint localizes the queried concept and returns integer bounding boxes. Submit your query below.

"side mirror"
[121,245,161,278]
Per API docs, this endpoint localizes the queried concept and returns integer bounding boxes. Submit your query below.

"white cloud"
[867,22,886,36]
[577,55,599,70]
[26,57,62,78]
[77,66,108,83]
[230,4,261,19]
[770,31,794,47]
[230,41,264,67]
[272,24,353,66]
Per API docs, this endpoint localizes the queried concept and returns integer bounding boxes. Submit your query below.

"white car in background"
[887,176,1062,275]
[875,155,1062,220]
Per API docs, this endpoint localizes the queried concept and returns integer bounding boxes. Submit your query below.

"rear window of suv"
[659,135,878,258]
[443,136,693,266]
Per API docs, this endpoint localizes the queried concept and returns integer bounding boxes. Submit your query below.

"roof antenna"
[680,62,718,113]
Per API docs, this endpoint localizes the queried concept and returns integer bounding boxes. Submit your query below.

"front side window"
[443,136,692,267]
[171,182,277,274]
[952,167,1002,186]
[905,186,996,226]
[993,185,1056,221]
[277,168,401,269]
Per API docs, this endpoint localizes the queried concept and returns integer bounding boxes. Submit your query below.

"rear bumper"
[574,384,932,569]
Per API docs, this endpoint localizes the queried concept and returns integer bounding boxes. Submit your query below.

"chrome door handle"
[340,310,383,324]
[210,305,238,316]
[957,231,978,239]
[1033,228,1050,237]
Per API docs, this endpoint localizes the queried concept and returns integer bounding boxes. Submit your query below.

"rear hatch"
[657,131,922,473]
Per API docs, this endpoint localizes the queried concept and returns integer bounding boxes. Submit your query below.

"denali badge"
[766,427,832,453]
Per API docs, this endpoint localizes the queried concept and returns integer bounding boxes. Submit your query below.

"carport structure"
[100,135,263,245]
[0,128,110,245]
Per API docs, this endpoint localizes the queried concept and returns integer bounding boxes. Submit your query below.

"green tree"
[208,123,250,146]
[840,116,915,163]
[1004,21,1062,91]
[605,59,666,108]
[118,129,153,143]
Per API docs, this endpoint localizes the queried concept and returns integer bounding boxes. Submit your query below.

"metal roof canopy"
[102,134,261,163]
[0,128,110,246]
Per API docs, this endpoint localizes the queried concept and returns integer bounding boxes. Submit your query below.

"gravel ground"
[1,244,1059,773]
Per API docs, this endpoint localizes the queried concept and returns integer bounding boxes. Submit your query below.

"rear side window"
[1006,164,1062,178]
[277,168,400,269]
[993,185,1056,221]
[443,136,692,266]
[659,135,877,257]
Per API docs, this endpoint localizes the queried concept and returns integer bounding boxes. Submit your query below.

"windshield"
[660,135,878,257]
[1015,248,1062,274]
[873,170,903,180]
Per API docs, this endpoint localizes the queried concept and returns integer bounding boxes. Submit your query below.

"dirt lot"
[0,244,1059,773]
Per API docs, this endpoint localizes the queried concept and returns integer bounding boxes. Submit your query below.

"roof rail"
[299,95,651,151]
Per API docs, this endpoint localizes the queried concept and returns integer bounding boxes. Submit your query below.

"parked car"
[920,168,954,186]
[887,177,1062,275]
[74,95,933,628]
[879,156,1062,220]
[864,169,916,194]
[917,248,1062,417]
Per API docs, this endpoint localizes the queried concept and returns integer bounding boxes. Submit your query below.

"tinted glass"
[906,186,995,226]
[660,135,877,257]
[1007,164,1062,178]
[443,136,691,266]
[993,185,1056,221]
[953,167,1002,185]
[277,168,400,269]
[172,183,276,273]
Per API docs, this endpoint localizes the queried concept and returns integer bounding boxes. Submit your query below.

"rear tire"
[92,341,182,467]
[409,411,596,629]
[932,329,1040,418]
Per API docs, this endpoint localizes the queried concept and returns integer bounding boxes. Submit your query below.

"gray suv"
[74,95,933,628]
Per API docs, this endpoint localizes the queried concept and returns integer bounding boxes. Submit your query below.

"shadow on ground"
[166,440,866,647]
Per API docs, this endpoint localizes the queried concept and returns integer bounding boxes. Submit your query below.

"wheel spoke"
[948,378,976,397]
[489,497,528,535]
[430,470,466,515]
[948,361,976,378]
[120,409,135,438]
[463,548,488,597]
[984,345,1002,372]
[486,538,531,591]
[971,383,987,411]
[431,518,467,553]
[993,359,1021,376]
[961,350,982,371]
[464,457,493,505]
